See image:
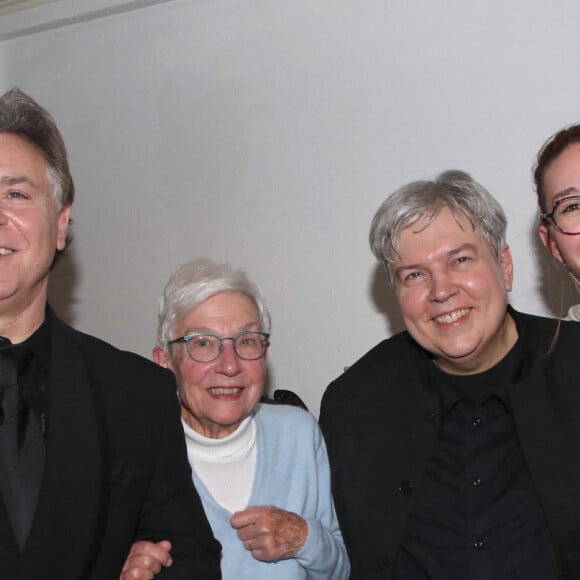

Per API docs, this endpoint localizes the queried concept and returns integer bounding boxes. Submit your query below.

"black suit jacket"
[0,308,221,579]
[320,308,580,579]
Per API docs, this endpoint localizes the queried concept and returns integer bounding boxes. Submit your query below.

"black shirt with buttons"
[393,339,558,580]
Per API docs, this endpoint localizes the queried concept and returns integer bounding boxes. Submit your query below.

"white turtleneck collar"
[182,413,257,513]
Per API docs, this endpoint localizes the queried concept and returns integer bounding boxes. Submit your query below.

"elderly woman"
[121,259,348,580]
[534,123,580,319]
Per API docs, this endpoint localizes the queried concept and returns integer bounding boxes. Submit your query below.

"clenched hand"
[231,505,308,562]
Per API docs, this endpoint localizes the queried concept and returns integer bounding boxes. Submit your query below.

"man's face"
[393,206,516,375]
[0,133,70,314]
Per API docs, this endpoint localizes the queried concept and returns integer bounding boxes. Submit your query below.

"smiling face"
[539,143,580,276]
[393,206,517,375]
[0,133,70,336]
[154,291,267,439]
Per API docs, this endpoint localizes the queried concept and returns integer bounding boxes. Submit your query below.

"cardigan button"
[398,480,414,496]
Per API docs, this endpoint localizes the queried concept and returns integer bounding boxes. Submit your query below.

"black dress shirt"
[0,315,50,549]
[393,340,558,580]
[19,316,50,438]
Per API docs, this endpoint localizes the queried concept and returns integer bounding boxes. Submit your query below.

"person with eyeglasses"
[121,258,349,580]
[535,124,580,319]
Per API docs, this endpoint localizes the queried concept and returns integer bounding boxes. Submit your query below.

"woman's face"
[154,291,267,439]
[540,142,580,276]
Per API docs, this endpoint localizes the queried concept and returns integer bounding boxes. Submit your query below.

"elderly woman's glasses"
[168,331,270,363]
[541,195,580,235]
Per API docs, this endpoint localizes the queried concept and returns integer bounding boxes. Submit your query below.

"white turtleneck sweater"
[182,415,257,514]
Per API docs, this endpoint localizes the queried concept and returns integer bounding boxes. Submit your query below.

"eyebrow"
[183,322,261,336]
[553,187,580,203]
[0,174,38,188]
[395,243,478,277]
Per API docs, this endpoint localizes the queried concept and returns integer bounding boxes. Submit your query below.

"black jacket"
[0,308,221,579]
[320,308,580,579]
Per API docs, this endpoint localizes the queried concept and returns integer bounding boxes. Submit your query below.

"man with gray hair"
[0,88,221,578]
[320,170,580,579]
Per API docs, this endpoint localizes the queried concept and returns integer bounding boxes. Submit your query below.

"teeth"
[434,309,470,324]
[0,248,13,255]
[208,387,242,396]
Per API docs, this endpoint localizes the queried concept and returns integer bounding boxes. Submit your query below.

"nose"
[214,339,242,376]
[428,270,457,302]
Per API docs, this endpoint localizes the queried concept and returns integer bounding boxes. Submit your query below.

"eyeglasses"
[541,195,580,235]
[168,331,270,363]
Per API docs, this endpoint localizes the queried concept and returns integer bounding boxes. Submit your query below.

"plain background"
[0,0,578,415]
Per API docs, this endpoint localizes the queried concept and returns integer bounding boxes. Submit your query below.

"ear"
[153,345,171,369]
[56,205,71,251]
[499,244,514,292]
[539,223,565,264]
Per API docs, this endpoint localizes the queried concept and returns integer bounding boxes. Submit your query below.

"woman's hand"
[231,505,308,562]
[120,540,172,579]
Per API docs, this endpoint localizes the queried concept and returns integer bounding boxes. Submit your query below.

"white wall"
[0,0,578,415]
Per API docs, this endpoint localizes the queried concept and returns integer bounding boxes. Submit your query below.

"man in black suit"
[320,170,580,579]
[0,88,221,578]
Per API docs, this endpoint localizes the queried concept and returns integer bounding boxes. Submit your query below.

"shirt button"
[473,538,484,550]
[472,417,482,428]
[398,481,414,496]
[472,477,482,487]
[376,558,390,570]
[424,409,438,423]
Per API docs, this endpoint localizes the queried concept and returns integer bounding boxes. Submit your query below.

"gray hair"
[0,88,74,211]
[369,170,507,284]
[157,258,272,347]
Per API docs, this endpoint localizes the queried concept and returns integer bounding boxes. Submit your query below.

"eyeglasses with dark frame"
[168,330,270,363]
[541,195,580,235]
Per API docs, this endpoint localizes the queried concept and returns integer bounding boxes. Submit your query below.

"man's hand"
[231,505,308,562]
[120,540,172,579]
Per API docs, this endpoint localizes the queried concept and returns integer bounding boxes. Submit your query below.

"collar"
[20,306,52,374]
[422,305,531,413]
[182,413,255,462]
[427,336,524,414]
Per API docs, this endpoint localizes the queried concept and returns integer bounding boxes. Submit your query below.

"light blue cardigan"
[190,403,350,579]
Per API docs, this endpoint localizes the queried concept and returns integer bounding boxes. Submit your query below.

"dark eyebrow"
[0,174,38,188]
[553,187,580,203]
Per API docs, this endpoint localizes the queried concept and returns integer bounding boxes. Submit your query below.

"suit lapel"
[22,313,109,578]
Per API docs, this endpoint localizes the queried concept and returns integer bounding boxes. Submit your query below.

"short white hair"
[157,258,271,347]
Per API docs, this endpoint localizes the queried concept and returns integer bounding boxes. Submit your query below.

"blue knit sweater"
[190,403,350,579]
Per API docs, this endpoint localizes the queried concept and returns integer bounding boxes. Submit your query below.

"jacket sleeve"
[134,382,222,579]
[294,418,350,579]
